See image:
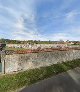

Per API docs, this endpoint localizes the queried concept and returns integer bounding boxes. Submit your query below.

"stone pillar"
[1,50,6,74]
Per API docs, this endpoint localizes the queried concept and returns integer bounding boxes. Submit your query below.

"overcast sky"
[0,0,80,41]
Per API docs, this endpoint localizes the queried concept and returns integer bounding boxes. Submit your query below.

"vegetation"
[0,38,54,44]
[0,38,80,45]
[0,59,80,92]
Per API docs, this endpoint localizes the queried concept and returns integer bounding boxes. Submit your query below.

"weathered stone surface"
[4,50,80,73]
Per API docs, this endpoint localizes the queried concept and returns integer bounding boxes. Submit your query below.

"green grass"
[0,59,80,92]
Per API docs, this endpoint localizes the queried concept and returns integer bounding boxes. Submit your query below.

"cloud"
[0,0,80,41]
[42,33,70,41]
[0,0,41,40]
[0,5,18,18]
[65,11,80,23]
[52,27,80,41]
[12,14,48,41]
[47,32,80,41]
[14,16,25,31]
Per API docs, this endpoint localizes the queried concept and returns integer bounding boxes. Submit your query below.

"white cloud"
[66,11,76,23]
[0,0,41,40]
[12,14,48,41]
[0,0,80,41]
[65,11,80,23]
[14,16,25,31]
[46,29,80,41]
[47,33,69,41]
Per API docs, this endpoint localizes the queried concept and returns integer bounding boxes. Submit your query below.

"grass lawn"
[0,59,80,92]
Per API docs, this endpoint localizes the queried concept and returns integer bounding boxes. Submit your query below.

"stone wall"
[4,50,80,73]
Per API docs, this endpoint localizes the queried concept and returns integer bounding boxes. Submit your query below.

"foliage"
[0,38,57,44]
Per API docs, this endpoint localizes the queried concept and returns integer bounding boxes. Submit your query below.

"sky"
[0,0,80,41]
